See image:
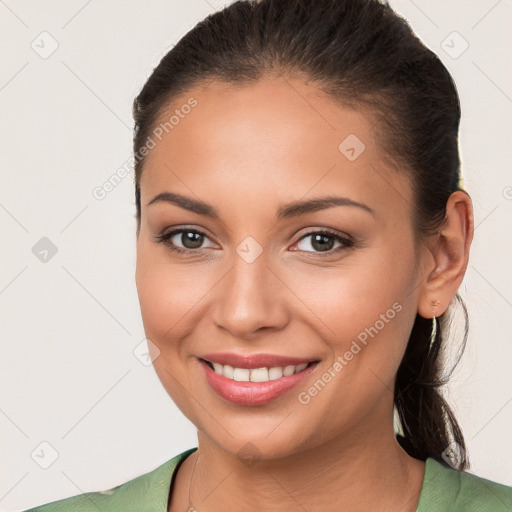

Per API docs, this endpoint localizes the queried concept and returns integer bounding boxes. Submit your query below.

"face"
[135,77,427,460]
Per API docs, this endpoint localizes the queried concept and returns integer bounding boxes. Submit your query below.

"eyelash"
[154,227,354,258]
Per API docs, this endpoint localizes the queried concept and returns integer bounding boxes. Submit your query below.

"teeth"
[233,368,250,382]
[207,361,311,382]
[250,367,269,382]
[268,367,283,380]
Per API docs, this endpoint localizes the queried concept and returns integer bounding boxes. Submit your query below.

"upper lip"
[199,352,317,369]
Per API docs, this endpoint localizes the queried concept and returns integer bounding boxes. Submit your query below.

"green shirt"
[23,447,512,511]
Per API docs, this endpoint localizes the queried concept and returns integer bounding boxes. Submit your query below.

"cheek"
[287,261,416,438]
[135,243,208,344]
[284,244,417,375]
[135,246,205,418]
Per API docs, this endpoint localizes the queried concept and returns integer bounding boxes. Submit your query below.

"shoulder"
[417,457,512,512]
[22,448,197,512]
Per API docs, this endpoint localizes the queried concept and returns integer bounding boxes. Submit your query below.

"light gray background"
[1,1,511,510]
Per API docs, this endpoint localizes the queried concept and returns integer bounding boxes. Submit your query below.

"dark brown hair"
[132,0,469,470]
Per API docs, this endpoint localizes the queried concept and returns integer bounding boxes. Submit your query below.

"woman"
[24,0,511,510]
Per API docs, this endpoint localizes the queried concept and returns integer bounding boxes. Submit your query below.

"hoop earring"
[429,300,440,353]
[429,315,437,352]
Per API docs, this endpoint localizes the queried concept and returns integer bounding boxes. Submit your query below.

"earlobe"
[417,190,474,319]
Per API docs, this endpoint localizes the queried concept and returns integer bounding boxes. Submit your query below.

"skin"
[134,76,474,512]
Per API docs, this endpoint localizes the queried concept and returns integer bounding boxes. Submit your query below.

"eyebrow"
[146,192,375,219]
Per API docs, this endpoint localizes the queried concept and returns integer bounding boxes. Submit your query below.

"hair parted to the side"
[132,0,469,470]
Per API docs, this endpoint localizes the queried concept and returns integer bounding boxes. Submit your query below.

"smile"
[198,354,320,406]
[203,360,310,382]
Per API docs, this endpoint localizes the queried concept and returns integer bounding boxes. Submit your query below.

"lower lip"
[199,359,319,406]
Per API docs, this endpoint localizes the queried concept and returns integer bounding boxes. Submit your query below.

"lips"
[198,352,319,406]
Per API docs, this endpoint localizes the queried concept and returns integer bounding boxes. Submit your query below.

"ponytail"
[395,294,469,470]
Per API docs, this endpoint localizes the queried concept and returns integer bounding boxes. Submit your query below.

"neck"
[171,426,425,512]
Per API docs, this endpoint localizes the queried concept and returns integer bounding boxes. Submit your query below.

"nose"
[211,251,290,339]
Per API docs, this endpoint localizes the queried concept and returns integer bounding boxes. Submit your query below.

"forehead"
[139,77,413,222]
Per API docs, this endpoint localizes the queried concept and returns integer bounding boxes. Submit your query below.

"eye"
[154,227,354,258]
[154,228,217,255]
[292,229,354,257]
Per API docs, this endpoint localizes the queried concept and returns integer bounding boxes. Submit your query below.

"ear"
[417,190,474,319]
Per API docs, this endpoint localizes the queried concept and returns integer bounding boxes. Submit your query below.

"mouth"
[200,358,316,382]
[198,356,320,406]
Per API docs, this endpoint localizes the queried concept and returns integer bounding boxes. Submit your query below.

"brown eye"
[294,230,354,256]
[154,228,217,255]
[176,231,204,249]
[309,233,335,252]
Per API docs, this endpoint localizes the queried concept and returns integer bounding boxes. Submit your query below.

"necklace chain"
[187,451,200,512]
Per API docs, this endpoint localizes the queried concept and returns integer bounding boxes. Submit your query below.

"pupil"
[312,234,334,252]
[183,232,203,249]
